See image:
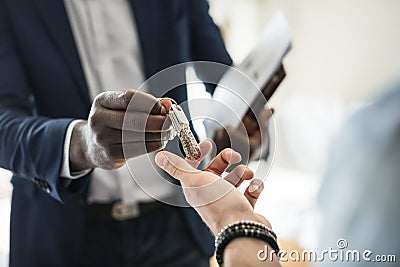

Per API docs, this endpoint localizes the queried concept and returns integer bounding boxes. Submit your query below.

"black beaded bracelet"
[215,220,279,266]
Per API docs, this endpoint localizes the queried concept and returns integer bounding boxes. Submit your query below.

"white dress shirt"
[61,0,173,204]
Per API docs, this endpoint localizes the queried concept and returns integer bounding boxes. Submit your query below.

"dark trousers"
[79,202,210,267]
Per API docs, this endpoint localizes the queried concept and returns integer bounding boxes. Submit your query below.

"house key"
[162,99,201,161]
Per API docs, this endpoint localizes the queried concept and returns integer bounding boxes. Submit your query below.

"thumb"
[155,151,198,181]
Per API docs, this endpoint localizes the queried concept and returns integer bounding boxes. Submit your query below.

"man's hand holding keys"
[69,90,172,171]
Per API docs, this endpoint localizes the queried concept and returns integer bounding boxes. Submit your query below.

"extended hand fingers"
[244,179,264,208]
[223,165,254,187]
[186,140,213,168]
[155,151,199,181]
[205,148,241,176]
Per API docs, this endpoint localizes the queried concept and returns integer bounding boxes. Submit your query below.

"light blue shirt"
[318,83,400,266]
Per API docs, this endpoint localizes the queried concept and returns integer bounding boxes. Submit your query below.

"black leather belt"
[86,201,166,221]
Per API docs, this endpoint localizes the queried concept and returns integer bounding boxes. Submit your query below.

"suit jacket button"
[33,178,41,188]
[34,178,51,193]
[43,183,51,193]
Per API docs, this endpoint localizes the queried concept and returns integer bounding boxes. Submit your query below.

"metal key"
[167,103,201,161]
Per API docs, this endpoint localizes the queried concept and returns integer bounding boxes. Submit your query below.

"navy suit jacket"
[0,0,232,266]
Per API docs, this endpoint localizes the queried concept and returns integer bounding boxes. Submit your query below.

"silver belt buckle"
[111,202,140,221]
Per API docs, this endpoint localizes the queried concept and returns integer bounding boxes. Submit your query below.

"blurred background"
[1,0,400,266]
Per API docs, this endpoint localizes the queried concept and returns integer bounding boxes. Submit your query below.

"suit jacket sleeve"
[187,0,233,94]
[0,2,74,202]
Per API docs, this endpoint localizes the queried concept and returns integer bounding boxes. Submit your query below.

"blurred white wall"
[211,0,400,99]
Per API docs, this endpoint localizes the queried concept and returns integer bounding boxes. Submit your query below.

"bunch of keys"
[160,98,201,161]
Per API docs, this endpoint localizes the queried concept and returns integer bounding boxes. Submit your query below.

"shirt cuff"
[60,120,92,179]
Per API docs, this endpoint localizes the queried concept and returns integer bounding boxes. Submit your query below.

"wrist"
[213,212,259,235]
[215,220,280,267]
[69,121,95,171]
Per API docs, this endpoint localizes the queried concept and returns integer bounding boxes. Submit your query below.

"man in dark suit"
[0,0,265,266]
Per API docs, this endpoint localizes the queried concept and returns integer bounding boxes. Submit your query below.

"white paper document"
[209,11,292,128]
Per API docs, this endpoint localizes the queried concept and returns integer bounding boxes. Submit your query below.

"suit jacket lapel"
[32,0,91,106]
